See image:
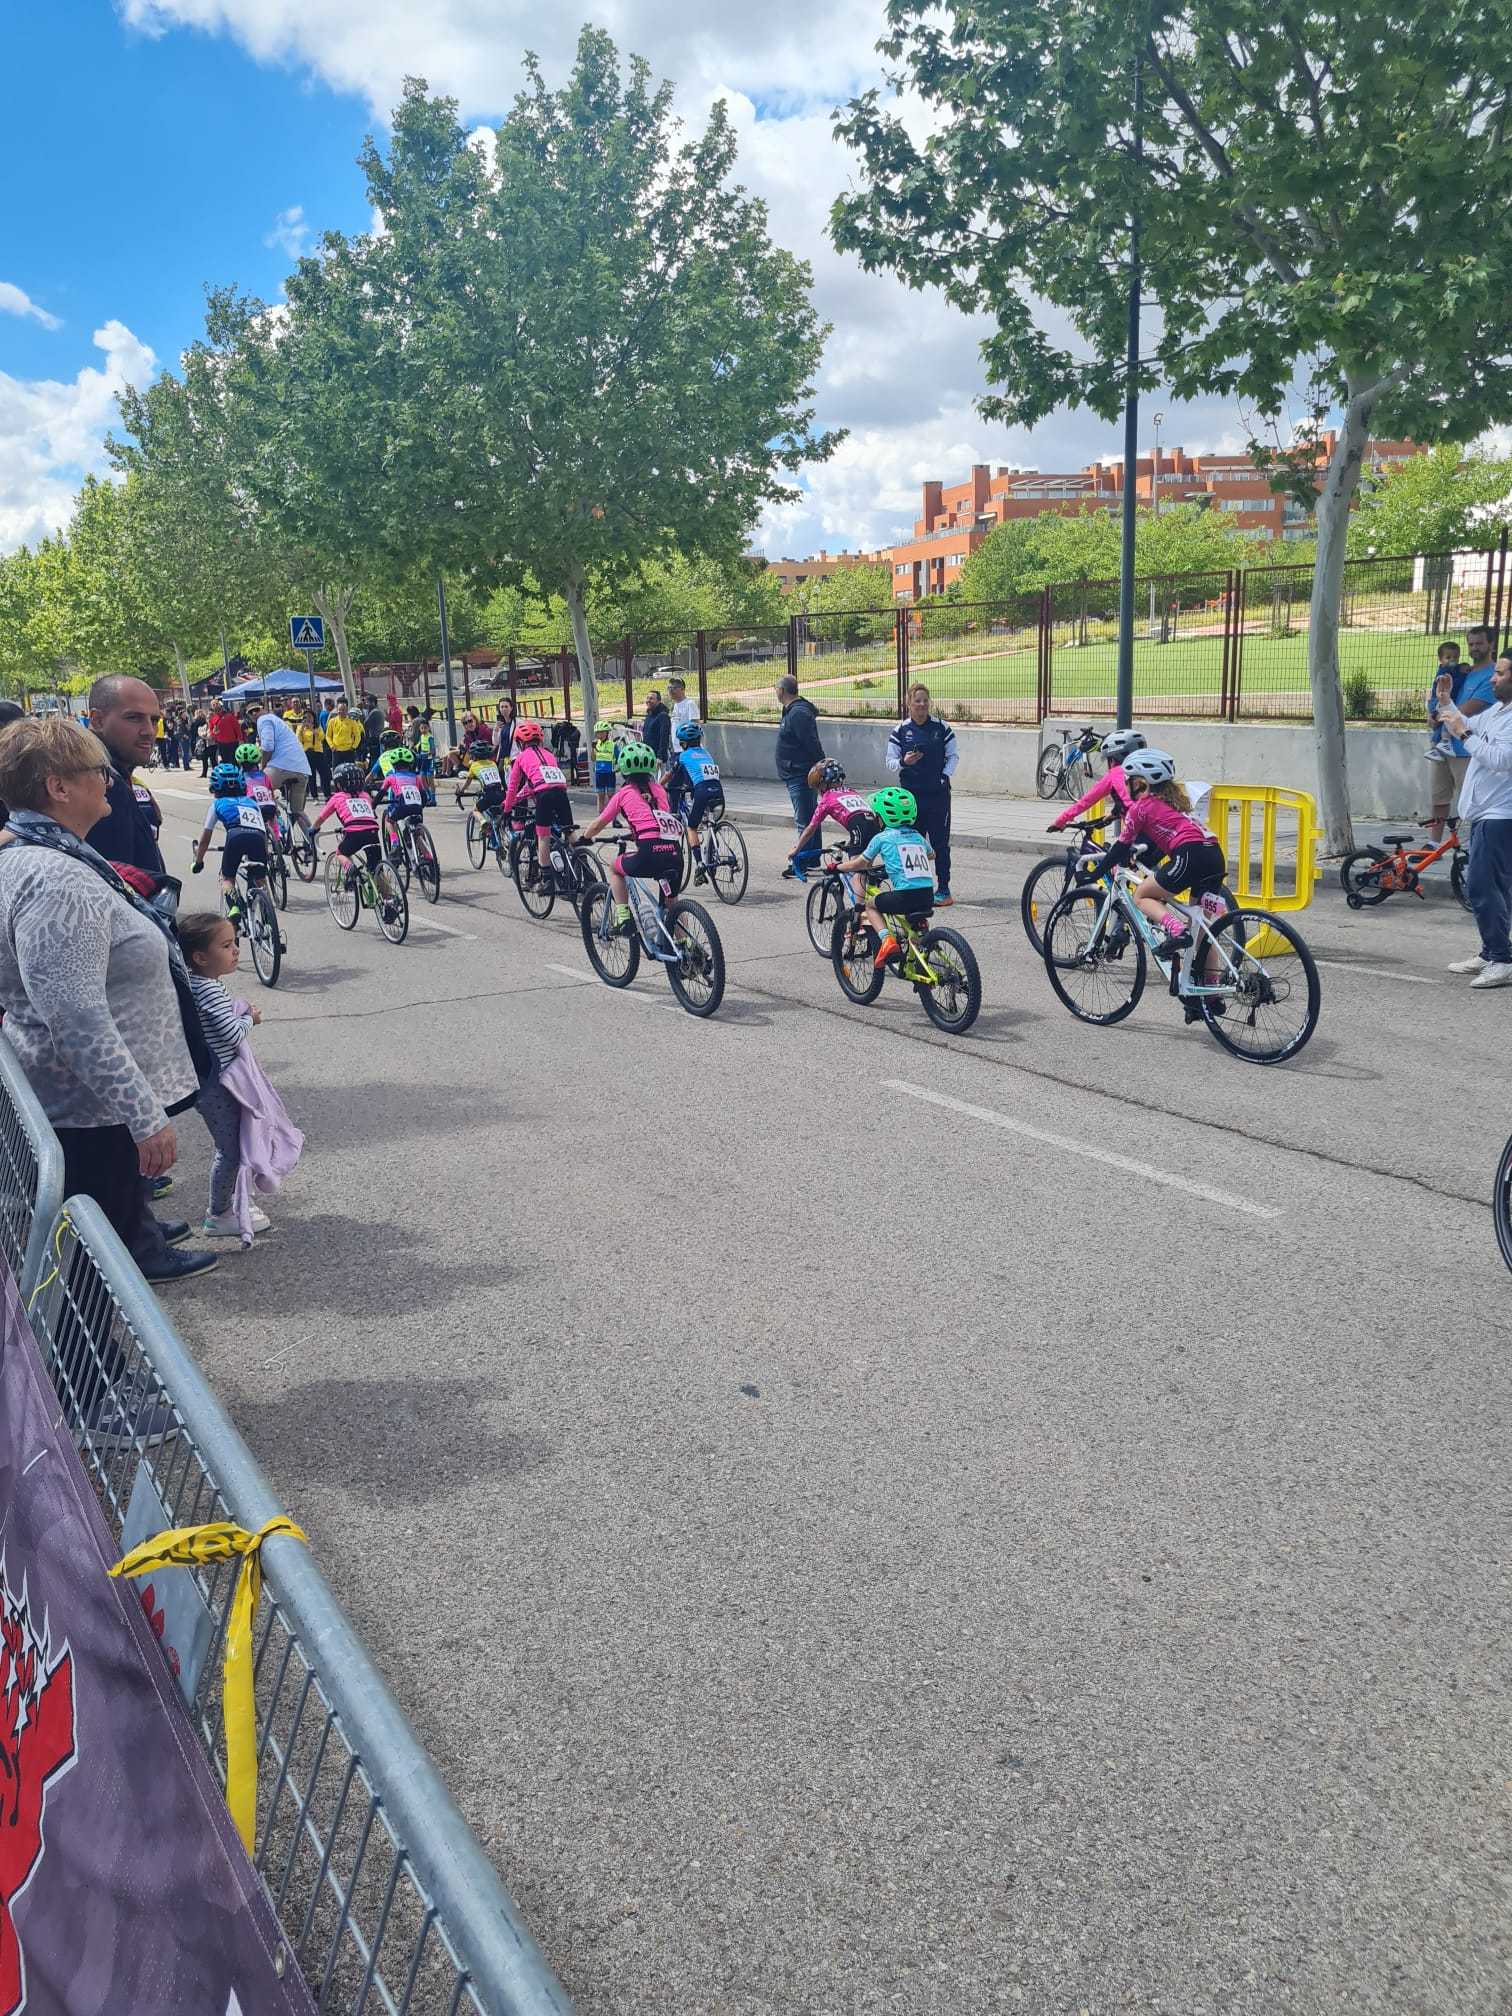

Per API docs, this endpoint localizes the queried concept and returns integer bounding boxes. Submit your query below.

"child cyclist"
[1091,748,1227,1011]
[834,785,936,968]
[789,758,881,898]
[190,760,271,922]
[664,721,725,884]
[1048,728,1146,837]
[309,763,387,894]
[579,740,683,930]
[592,719,618,811]
[502,719,574,885]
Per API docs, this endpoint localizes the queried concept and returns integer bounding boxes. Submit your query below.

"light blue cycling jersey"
[863,825,935,892]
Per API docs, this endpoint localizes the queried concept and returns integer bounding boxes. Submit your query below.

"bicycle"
[261,804,291,910]
[224,854,283,988]
[463,800,513,875]
[579,839,725,1016]
[287,820,319,884]
[507,822,606,920]
[1041,866,1320,1063]
[323,846,410,944]
[802,845,863,957]
[380,803,442,903]
[830,884,982,1033]
[1340,817,1470,911]
[682,811,750,905]
[1495,1134,1512,1272]
[1020,820,1240,956]
[1036,724,1103,801]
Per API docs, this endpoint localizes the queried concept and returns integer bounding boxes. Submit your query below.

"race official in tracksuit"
[886,688,958,903]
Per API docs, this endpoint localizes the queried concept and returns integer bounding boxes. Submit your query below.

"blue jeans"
[784,776,821,871]
[1468,817,1512,963]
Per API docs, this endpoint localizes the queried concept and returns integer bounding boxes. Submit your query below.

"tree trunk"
[171,640,191,704]
[1307,387,1378,856]
[564,572,599,748]
[313,584,357,703]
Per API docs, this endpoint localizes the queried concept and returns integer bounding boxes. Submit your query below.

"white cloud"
[0,283,63,332]
[264,204,311,258]
[0,322,158,552]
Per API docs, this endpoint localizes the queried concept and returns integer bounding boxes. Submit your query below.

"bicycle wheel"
[1495,1135,1512,1272]
[289,828,317,883]
[1198,909,1320,1064]
[805,876,842,956]
[510,832,555,919]
[830,908,886,1004]
[1035,745,1064,800]
[1340,846,1391,907]
[1451,847,1471,911]
[496,821,515,876]
[915,927,982,1033]
[1020,855,1073,956]
[581,886,640,986]
[267,847,289,911]
[412,828,441,904]
[665,899,726,1016]
[1042,887,1147,1025]
[373,861,409,944]
[706,819,749,905]
[324,852,359,930]
[465,812,488,869]
[247,889,282,987]
[381,813,410,890]
[570,846,606,914]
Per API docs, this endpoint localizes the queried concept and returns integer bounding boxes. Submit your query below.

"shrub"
[712,698,749,716]
[1342,671,1376,719]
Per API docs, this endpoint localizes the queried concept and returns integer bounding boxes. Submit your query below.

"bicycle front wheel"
[324,852,359,930]
[465,812,488,869]
[1199,909,1320,1064]
[1020,854,1073,956]
[1452,847,1471,911]
[1035,746,1064,800]
[830,909,885,1004]
[706,819,749,905]
[1340,846,1391,907]
[247,889,282,987]
[915,927,982,1033]
[665,899,726,1016]
[805,876,842,957]
[1495,1135,1512,1272]
[373,862,409,944]
[581,887,640,987]
[1042,887,1146,1024]
[510,832,555,919]
[412,828,441,903]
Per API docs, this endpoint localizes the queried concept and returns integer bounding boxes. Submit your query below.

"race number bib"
[653,810,684,843]
[400,784,422,805]
[132,783,155,808]
[838,793,868,817]
[537,763,566,788]
[347,795,376,823]
[250,784,273,804]
[235,804,266,832]
[474,764,500,786]
[897,841,933,882]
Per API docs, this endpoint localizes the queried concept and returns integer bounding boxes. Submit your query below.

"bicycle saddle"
[1381,832,1415,846]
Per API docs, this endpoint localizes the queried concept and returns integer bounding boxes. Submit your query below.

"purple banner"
[0,1268,315,2016]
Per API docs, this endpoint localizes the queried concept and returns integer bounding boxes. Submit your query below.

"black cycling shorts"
[530,786,573,832]
[687,782,725,826]
[875,886,934,919]
[220,830,267,881]
[338,828,382,864]
[1154,840,1226,898]
[844,814,882,852]
[617,841,683,883]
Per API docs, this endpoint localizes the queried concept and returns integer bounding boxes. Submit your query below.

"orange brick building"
[759,548,889,592]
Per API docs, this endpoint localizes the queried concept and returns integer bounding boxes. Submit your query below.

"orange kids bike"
[1339,818,1470,911]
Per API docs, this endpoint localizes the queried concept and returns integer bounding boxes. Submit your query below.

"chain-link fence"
[901,597,1045,724]
[1045,572,1235,720]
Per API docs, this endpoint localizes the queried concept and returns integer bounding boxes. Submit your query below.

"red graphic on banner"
[0,1555,77,2016]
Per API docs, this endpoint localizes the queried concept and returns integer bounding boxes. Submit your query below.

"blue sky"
[0,0,1253,561]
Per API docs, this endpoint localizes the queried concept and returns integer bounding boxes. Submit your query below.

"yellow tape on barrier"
[110,1516,307,1852]
[1206,785,1323,913]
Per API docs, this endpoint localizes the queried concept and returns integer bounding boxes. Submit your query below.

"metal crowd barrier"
[0,1038,572,2016]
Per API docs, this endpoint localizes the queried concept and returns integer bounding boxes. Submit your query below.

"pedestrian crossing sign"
[289,615,325,651]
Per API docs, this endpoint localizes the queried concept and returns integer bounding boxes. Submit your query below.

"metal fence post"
[696,630,709,719]
[786,614,799,685]
[1229,569,1247,722]
[1494,531,1510,645]
[508,647,519,707]
[623,639,634,719]
[0,1034,64,1300]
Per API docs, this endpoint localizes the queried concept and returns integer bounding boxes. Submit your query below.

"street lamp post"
[1114,42,1144,731]
[1152,412,1165,518]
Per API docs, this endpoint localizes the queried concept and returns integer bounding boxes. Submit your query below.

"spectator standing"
[189,709,209,776]
[298,707,330,799]
[208,699,241,766]
[87,676,166,876]
[668,677,698,751]
[1440,652,1512,987]
[363,696,386,769]
[493,698,518,765]
[642,689,672,765]
[385,690,403,734]
[325,698,364,771]
[1426,627,1496,840]
[887,683,958,904]
[775,673,825,879]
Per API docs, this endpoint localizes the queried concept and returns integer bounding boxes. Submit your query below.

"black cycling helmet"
[819,759,847,788]
[380,729,403,751]
[333,762,366,794]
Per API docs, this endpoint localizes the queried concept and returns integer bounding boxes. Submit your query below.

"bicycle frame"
[1079,871,1239,1001]
[860,882,947,986]
[624,874,681,963]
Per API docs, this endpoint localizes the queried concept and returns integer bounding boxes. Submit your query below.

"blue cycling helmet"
[210,763,243,795]
[676,719,704,745]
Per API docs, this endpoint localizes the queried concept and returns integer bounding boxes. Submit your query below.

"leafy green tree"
[794,560,894,647]
[833,0,1512,850]
[1348,445,1512,558]
[346,573,487,666]
[958,502,1255,607]
[339,32,838,739]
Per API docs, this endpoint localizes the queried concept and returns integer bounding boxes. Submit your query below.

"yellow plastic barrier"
[1206,784,1322,913]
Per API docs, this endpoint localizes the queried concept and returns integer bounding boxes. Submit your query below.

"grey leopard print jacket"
[0,845,196,1141]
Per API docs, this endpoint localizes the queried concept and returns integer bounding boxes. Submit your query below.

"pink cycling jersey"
[599,780,676,846]
[812,787,875,834]
[312,790,379,834]
[503,743,570,813]
[1117,792,1212,858]
[1050,765,1133,830]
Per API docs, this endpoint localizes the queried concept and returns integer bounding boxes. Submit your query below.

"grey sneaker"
[1448,954,1487,974]
[82,1395,180,1452]
[1470,960,1512,989]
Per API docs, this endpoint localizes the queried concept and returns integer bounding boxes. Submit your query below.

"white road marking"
[154,786,212,802]
[546,962,594,983]
[885,1078,1281,1220]
[406,914,476,940]
[545,960,681,1013]
[1314,960,1442,987]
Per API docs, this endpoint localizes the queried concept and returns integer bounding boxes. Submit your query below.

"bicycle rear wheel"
[1451,847,1471,911]
[267,848,289,911]
[373,861,409,944]
[581,887,640,986]
[570,846,606,914]
[412,828,441,903]
[1042,888,1146,1024]
[805,876,842,956]
[665,899,726,1016]
[247,888,282,987]
[1199,909,1319,1063]
[510,831,555,919]
[830,909,885,1004]
[381,813,410,890]
[324,852,359,930]
[465,812,488,869]
[1020,855,1073,956]
[915,927,982,1033]
[1035,746,1064,800]
[289,829,317,883]
[706,819,749,905]
[1495,1135,1512,1272]
[1340,846,1391,907]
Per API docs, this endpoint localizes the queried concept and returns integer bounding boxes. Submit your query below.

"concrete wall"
[700,715,1431,818]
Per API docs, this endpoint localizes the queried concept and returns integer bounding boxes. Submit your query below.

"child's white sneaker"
[203,1206,271,1236]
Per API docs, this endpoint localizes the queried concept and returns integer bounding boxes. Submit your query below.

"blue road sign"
[289,615,325,651]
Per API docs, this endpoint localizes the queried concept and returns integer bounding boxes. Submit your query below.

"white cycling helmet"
[1122,748,1176,787]
[1101,728,1146,763]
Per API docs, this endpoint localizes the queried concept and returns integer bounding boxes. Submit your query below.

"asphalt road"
[149,778,1512,2016]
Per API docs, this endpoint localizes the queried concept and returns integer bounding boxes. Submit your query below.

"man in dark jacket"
[775,675,825,878]
[642,690,672,765]
[886,682,958,903]
[363,698,386,768]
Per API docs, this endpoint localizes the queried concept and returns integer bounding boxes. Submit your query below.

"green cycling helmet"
[616,740,657,775]
[389,745,415,767]
[235,742,261,765]
[871,785,917,828]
